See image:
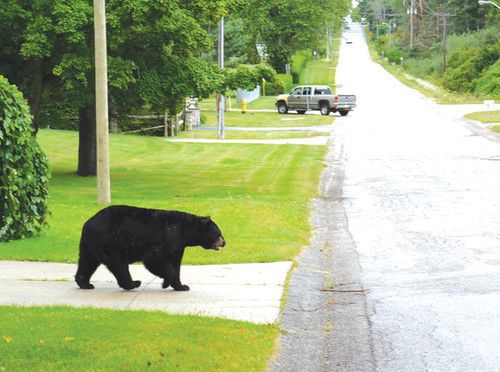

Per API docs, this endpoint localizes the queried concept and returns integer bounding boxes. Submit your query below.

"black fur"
[75,205,225,291]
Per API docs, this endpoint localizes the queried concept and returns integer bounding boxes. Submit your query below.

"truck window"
[314,87,331,95]
[291,87,302,95]
[302,87,311,96]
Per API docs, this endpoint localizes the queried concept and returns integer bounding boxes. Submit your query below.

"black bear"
[75,205,225,291]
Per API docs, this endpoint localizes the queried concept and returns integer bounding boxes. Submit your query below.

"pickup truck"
[275,85,356,116]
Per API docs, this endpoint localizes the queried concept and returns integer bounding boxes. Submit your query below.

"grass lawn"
[464,110,500,123]
[491,125,500,133]
[0,129,326,263]
[299,59,337,87]
[202,111,333,128]
[178,130,326,140]
[0,306,278,371]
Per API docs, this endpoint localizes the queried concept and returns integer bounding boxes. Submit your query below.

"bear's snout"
[212,236,226,250]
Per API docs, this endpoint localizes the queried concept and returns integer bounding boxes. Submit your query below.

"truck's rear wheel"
[339,110,349,116]
[320,104,330,115]
[277,102,288,114]
[296,110,306,114]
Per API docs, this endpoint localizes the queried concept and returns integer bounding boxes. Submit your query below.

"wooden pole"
[94,0,110,204]
[409,0,414,49]
[217,17,225,139]
[442,14,447,73]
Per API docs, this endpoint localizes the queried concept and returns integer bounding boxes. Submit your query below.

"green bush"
[474,59,500,99]
[0,75,50,241]
[265,74,293,96]
[224,63,278,92]
[265,79,284,96]
[291,49,312,83]
[279,74,294,93]
[444,43,500,93]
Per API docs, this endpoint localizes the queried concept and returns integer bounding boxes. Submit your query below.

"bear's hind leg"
[75,252,100,289]
[143,251,174,289]
[106,258,141,290]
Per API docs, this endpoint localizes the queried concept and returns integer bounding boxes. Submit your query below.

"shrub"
[444,43,500,93]
[266,74,293,96]
[265,79,284,96]
[0,75,50,241]
[291,49,312,83]
[474,59,500,99]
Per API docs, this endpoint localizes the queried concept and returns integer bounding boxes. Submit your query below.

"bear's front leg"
[171,248,189,291]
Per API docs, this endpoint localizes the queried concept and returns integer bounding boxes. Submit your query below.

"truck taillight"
[334,95,338,103]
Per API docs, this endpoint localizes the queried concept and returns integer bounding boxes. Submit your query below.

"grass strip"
[202,111,332,128]
[0,306,278,371]
[464,110,500,123]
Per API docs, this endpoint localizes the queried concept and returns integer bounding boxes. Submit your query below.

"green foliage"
[443,43,499,93]
[234,0,351,71]
[0,0,226,125]
[474,60,500,99]
[291,50,312,83]
[224,63,278,92]
[0,76,50,241]
[277,74,294,93]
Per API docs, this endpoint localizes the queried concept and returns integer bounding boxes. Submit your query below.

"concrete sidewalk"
[165,137,329,146]
[0,260,292,324]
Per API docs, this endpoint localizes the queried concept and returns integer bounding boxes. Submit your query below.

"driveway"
[272,23,500,371]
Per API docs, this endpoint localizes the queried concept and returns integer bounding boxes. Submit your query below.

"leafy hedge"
[0,75,50,241]
[265,73,293,96]
[290,50,312,83]
[443,43,500,97]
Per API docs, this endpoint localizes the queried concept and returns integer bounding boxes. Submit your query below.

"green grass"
[202,111,333,128]
[491,125,500,133]
[299,59,337,87]
[178,130,325,140]
[464,110,500,123]
[0,129,326,263]
[0,306,278,371]
[245,96,277,109]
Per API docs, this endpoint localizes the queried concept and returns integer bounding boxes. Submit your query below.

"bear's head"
[199,216,226,250]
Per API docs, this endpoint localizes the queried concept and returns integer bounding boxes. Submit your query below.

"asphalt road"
[271,23,500,371]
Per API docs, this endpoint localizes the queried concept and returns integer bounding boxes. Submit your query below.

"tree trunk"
[77,104,97,176]
[109,105,119,133]
[29,60,45,134]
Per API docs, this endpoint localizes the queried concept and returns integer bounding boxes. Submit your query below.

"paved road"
[272,23,500,371]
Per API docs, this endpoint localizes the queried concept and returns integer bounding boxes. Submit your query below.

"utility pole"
[409,0,415,49]
[439,12,455,72]
[217,17,225,140]
[326,28,330,61]
[93,0,110,204]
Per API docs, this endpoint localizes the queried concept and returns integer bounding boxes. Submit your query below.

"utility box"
[185,98,200,130]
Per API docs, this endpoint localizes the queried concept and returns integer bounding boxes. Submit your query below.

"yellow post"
[262,78,266,96]
[241,99,247,114]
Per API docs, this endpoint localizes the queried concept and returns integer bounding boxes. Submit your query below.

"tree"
[0,0,226,176]
[0,75,49,241]
[230,0,351,72]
